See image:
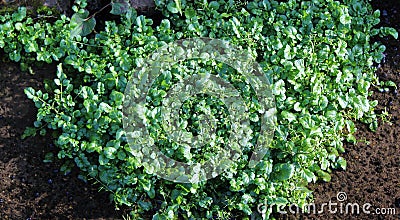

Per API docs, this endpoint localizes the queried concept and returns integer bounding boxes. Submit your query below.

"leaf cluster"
[0,0,397,219]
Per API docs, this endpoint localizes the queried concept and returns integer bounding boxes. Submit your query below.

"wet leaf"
[70,11,96,37]
[110,0,131,15]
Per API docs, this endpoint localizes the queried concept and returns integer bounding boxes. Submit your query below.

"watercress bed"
[0,0,397,219]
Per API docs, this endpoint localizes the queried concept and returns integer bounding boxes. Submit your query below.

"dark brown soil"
[0,1,399,219]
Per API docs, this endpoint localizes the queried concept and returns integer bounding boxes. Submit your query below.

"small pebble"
[48,179,53,184]
[382,10,388,16]
[0,199,3,203]
[34,192,40,198]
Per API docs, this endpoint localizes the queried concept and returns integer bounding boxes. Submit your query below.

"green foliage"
[110,0,131,15]
[0,0,397,219]
[70,10,96,37]
[0,6,68,67]
[70,0,132,37]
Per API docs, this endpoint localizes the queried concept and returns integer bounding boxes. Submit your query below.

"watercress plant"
[0,0,397,219]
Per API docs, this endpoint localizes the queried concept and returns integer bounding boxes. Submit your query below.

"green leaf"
[117,151,126,160]
[104,147,117,159]
[184,8,196,19]
[43,152,54,163]
[273,79,286,95]
[385,80,397,89]
[12,7,27,22]
[294,102,301,112]
[340,14,351,25]
[339,7,351,25]
[380,27,398,39]
[70,11,96,37]
[209,1,220,10]
[301,169,316,182]
[272,163,295,181]
[138,200,152,211]
[60,161,73,175]
[99,102,112,113]
[281,111,296,122]
[110,91,124,105]
[316,170,331,182]
[9,50,21,62]
[338,97,347,109]
[99,154,109,165]
[24,87,36,99]
[167,0,182,14]
[21,127,37,139]
[110,0,131,15]
[336,157,347,170]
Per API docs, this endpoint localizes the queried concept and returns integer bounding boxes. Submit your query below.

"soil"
[0,1,399,219]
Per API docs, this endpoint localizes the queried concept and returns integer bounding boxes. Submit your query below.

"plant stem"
[85,3,112,21]
[33,15,58,21]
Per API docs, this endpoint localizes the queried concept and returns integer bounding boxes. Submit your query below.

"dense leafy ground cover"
[0,0,398,219]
